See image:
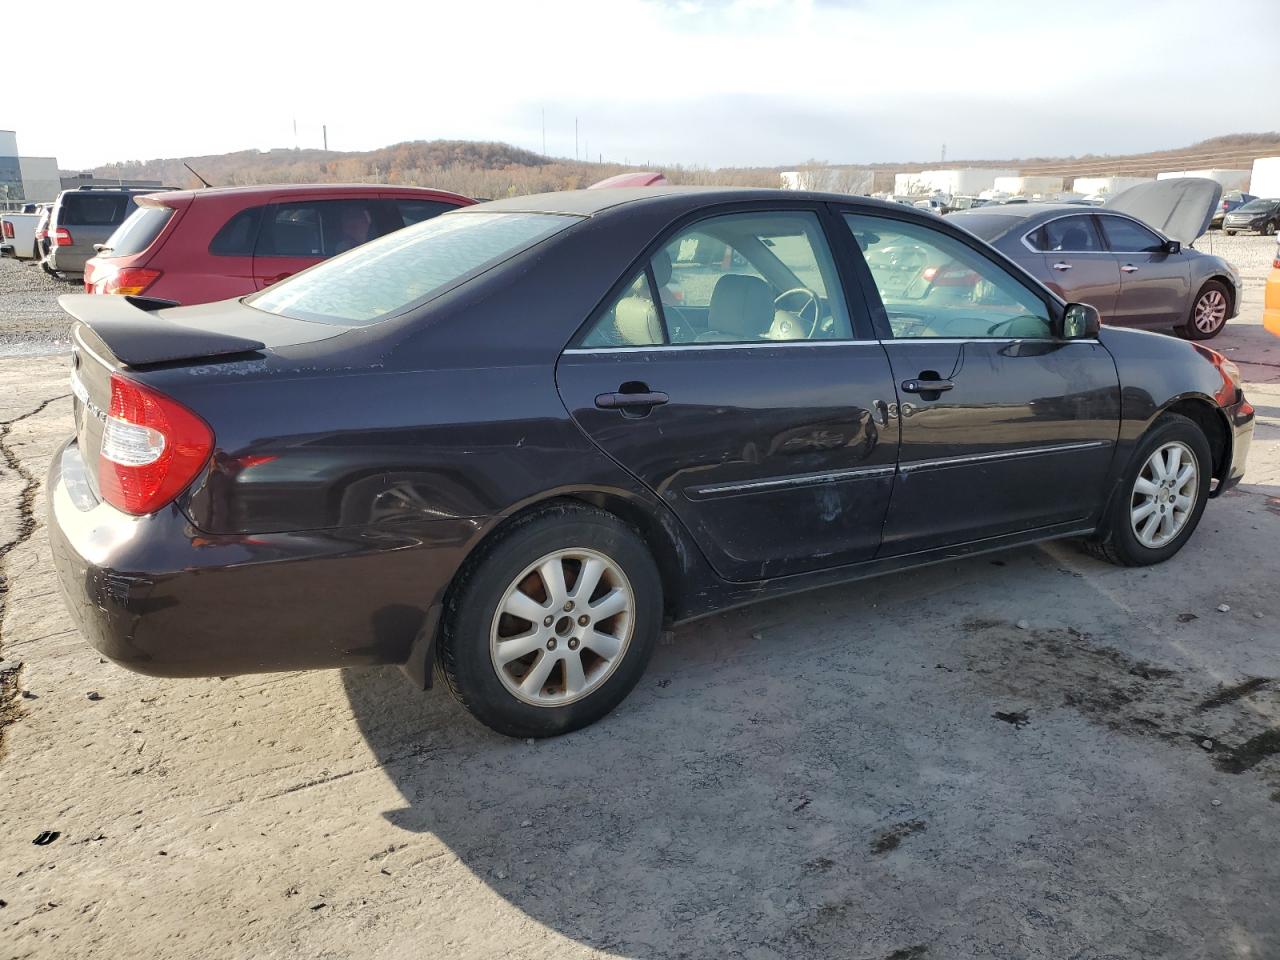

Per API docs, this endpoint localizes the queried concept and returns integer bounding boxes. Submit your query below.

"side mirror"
[1062,302,1101,339]
[1163,239,1181,254]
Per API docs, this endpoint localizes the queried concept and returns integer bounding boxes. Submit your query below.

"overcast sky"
[7,0,1279,170]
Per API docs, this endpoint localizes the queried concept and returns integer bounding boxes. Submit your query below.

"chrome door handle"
[1121,264,1138,273]
[1052,262,1072,271]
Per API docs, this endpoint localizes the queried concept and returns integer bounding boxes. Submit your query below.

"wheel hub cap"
[490,548,635,707]
[1194,290,1227,333]
[1130,441,1198,549]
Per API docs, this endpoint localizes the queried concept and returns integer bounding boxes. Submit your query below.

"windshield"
[1235,199,1275,213]
[250,211,580,326]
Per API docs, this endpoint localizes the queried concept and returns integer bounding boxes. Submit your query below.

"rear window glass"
[395,199,458,226]
[249,211,579,326]
[59,193,134,226]
[946,213,1022,241]
[102,205,174,258]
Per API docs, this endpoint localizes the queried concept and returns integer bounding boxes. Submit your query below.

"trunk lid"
[1103,177,1223,246]
[61,293,342,500]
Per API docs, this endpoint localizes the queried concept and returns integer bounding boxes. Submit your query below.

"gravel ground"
[0,257,77,358]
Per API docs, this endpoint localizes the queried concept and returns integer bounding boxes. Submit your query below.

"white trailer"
[1156,168,1251,192]
[992,175,1064,197]
[1250,157,1280,198]
[1071,176,1153,199]
[895,168,1017,197]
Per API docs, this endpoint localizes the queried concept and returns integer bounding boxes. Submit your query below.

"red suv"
[84,183,474,304]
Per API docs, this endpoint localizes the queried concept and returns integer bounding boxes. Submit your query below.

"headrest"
[708,274,773,338]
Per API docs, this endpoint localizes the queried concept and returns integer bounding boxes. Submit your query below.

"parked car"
[1210,191,1256,229]
[948,179,1238,339]
[82,183,474,304]
[0,202,49,260]
[45,186,176,277]
[49,188,1253,738]
[1222,197,1280,236]
[1264,238,1280,338]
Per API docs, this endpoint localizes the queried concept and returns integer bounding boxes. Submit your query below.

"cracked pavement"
[0,268,1278,959]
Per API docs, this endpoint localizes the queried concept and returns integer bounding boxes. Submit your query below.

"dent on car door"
[1097,214,1189,327]
[843,212,1122,554]
[1023,214,1120,320]
[556,207,900,582]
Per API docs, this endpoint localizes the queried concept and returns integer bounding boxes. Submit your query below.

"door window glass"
[255,200,389,258]
[579,270,665,347]
[1098,215,1163,253]
[1030,215,1103,252]
[658,211,852,344]
[846,213,1053,340]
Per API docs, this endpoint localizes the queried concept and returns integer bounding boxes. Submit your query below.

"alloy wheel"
[1130,441,1198,549]
[489,548,635,707]
[1193,289,1227,334]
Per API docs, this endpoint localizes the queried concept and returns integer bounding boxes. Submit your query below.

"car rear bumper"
[46,248,88,273]
[48,439,478,678]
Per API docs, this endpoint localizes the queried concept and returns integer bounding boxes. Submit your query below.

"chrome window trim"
[565,336,1102,353]
[689,464,896,499]
[1021,209,1167,255]
[899,440,1110,475]
[563,339,881,355]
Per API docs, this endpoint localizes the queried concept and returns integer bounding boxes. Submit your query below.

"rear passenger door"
[557,206,899,582]
[251,196,395,289]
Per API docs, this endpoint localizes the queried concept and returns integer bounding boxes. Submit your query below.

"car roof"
[134,183,474,205]
[464,186,911,218]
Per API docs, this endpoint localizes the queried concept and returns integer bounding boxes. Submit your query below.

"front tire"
[1180,280,1230,340]
[1263,220,1277,237]
[1085,413,1212,567]
[440,503,663,738]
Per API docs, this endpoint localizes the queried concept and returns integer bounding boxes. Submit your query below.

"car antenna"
[183,162,214,188]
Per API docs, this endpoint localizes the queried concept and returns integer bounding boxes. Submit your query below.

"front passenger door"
[843,212,1121,555]
[1097,213,1190,327]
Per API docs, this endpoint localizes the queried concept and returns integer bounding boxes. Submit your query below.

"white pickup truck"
[0,205,48,261]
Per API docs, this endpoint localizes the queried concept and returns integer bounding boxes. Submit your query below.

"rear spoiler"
[59,294,266,368]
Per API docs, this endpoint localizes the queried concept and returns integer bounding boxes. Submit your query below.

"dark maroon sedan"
[49,188,1253,738]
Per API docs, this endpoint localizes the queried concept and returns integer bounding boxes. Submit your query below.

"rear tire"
[1084,413,1212,567]
[1264,220,1277,237]
[1179,280,1230,340]
[1225,230,1237,236]
[439,503,662,738]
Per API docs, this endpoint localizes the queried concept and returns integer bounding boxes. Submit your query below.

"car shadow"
[338,544,1098,956]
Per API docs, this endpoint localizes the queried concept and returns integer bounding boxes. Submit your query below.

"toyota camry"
[49,188,1254,738]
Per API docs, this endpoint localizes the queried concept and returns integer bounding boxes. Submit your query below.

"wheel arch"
[1157,394,1232,491]
[402,484,705,690]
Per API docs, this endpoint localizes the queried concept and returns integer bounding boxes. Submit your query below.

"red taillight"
[1,221,13,239]
[54,227,73,247]
[98,374,213,516]
[102,267,161,297]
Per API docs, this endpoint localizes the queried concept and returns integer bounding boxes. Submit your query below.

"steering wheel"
[773,287,822,338]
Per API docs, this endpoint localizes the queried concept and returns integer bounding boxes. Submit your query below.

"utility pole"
[941,143,946,162]
[323,125,328,151]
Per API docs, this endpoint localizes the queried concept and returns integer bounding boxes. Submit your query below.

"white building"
[1070,176,1153,198]
[1249,157,1280,198]
[0,130,62,205]
[894,168,1017,197]
[991,175,1064,197]
[1156,168,1251,192]
[780,166,874,194]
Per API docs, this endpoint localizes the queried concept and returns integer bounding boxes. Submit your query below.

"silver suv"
[45,186,172,276]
